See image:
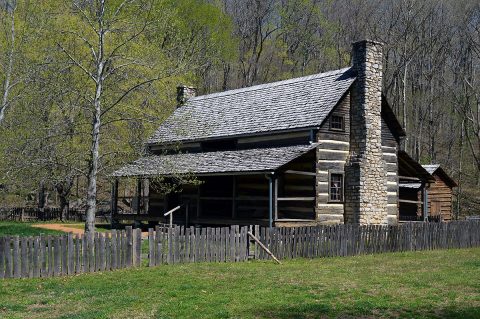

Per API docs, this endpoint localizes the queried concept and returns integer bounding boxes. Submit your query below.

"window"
[329,172,344,202]
[330,115,345,131]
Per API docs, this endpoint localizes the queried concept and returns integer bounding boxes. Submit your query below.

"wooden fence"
[147,225,249,266]
[254,221,480,260]
[148,221,480,265]
[1,221,479,279]
[0,227,142,279]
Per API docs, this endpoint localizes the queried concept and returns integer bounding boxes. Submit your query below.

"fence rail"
[0,221,479,279]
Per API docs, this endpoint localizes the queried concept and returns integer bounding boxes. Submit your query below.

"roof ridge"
[191,67,352,102]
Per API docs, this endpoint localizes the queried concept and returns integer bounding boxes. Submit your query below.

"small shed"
[422,165,457,221]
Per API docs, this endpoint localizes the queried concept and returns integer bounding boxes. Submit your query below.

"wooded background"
[0,0,479,219]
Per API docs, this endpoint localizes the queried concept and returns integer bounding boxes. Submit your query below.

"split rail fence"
[1,221,479,279]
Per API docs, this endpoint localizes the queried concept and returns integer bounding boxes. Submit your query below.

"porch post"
[196,183,201,219]
[232,176,237,219]
[274,176,278,221]
[423,186,428,221]
[110,178,118,227]
[136,179,142,215]
[268,175,273,229]
[185,202,189,227]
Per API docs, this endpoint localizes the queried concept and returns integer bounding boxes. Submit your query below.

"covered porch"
[111,144,318,227]
[397,151,435,222]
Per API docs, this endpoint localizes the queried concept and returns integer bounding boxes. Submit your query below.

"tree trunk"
[55,179,73,222]
[85,107,101,232]
[456,120,464,220]
[38,181,46,220]
[84,1,106,233]
[0,10,15,125]
[59,196,69,222]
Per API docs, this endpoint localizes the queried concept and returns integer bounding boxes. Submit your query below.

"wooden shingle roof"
[113,144,317,177]
[147,68,355,144]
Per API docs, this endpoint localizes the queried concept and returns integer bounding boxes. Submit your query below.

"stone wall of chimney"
[344,40,388,225]
[177,85,197,106]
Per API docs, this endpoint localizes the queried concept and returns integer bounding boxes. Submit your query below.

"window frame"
[329,114,345,132]
[328,170,344,203]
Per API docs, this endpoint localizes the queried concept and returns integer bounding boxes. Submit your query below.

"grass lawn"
[0,222,64,236]
[0,222,112,237]
[0,248,479,319]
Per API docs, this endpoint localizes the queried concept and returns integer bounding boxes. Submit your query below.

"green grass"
[0,248,479,319]
[0,222,112,237]
[0,222,64,236]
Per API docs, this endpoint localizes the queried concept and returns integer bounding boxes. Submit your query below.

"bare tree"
[0,1,16,124]
[57,0,167,232]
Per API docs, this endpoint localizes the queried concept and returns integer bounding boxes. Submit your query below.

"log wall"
[427,174,453,221]
[382,117,399,224]
[316,93,350,224]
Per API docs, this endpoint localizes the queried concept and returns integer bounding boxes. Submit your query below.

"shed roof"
[112,144,317,177]
[147,68,355,144]
[422,164,457,188]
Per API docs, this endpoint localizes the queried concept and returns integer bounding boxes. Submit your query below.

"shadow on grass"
[252,304,480,319]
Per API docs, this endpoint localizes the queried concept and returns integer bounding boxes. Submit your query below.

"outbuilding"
[422,165,457,221]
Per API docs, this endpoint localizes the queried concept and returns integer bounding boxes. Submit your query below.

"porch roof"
[112,144,317,177]
[398,150,435,182]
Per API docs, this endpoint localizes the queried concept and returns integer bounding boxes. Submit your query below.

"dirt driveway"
[32,223,85,235]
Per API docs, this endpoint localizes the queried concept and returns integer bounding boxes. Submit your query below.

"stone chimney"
[176,85,197,106]
[344,40,388,225]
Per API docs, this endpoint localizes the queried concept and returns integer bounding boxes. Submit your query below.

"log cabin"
[112,39,435,227]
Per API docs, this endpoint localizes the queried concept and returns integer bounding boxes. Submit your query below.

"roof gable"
[148,68,355,144]
[422,165,457,187]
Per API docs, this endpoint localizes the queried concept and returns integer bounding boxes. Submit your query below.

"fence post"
[167,226,173,265]
[12,236,20,278]
[148,228,155,267]
[135,228,142,267]
[66,233,73,275]
[53,236,61,276]
[125,226,133,268]
[4,236,12,278]
[0,237,5,279]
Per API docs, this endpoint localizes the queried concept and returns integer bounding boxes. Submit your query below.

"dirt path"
[32,223,149,238]
[32,223,85,235]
